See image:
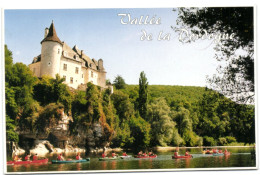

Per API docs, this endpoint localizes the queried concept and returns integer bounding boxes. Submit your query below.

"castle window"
[82,74,83,78]
[63,64,67,71]
[63,75,66,82]
[64,51,68,57]
[70,77,73,84]
[91,71,93,78]
[75,67,79,74]
[58,49,60,54]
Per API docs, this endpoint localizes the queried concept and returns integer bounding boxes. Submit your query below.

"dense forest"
[5,45,255,152]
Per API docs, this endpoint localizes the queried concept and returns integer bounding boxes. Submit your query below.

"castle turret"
[40,21,63,78]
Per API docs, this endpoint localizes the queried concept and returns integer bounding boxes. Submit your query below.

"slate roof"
[41,21,62,45]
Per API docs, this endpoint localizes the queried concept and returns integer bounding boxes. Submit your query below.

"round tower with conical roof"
[40,21,63,78]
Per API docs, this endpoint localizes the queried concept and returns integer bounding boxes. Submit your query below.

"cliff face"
[69,122,109,152]
[15,108,110,155]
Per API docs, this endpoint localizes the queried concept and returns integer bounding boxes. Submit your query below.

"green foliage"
[33,74,72,112]
[225,136,237,143]
[113,75,126,89]
[6,115,19,142]
[111,90,135,121]
[138,71,148,119]
[148,97,178,146]
[218,137,227,146]
[176,7,254,103]
[129,115,151,150]
[35,103,64,135]
[203,136,216,146]
[5,45,39,133]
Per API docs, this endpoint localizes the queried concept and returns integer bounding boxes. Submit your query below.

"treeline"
[5,45,255,152]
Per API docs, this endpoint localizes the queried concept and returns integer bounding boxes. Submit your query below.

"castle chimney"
[44,28,49,38]
[81,50,84,57]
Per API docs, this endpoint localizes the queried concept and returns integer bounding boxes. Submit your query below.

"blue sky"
[5,8,219,86]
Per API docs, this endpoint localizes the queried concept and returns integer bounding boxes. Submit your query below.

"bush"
[218,137,227,145]
[203,136,216,146]
[225,136,237,143]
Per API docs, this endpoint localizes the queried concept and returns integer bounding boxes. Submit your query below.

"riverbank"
[153,145,255,152]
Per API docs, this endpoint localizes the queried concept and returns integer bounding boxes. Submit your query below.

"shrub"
[225,136,237,143]
[218,137,227,146]
[203,136,216,146]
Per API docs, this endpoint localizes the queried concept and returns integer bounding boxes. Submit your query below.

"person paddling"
[24,154,31,161]
[122,152,127,156]
[148,151,154,156]
[102,152,106,158]
[57,153,64,161]
[111,151,117,158]
[33,153,38,161]
[185,151,189,156]
[76,153,82,160]
[138,151,143,156]
[13,154,21,162]
[174,151,178,157]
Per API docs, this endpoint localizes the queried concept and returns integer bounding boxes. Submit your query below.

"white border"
[1,1,259,175]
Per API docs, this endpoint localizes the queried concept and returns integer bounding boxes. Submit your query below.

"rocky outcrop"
[6,141,25,156]
[30,140,54,156]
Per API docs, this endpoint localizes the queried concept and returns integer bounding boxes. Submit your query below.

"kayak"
[51,158,90,164]
[120,155,132,159]
[134,155,157,158]
[213,153,224,156]
[7,158,49,165]
[172,155,193,159]
[99,157,119,161]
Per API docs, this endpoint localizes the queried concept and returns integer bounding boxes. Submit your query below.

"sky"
[4,8,219,86]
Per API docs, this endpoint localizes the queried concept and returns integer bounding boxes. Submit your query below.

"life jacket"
[25,155,30,161]
[58,155,62,161]
[76,155,80,160]
[112,153,116,157]
[185,152,189,156]
[33,155,38,161]
[13,155,19,161]
[174,152,178,156]
[122,153,127,156]
[102,153,106,158]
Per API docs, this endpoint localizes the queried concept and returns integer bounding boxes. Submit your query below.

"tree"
[138,71,148,119]
[113,75,126,89]
[33,74,72,112]
[175,7,254,103]
[147,97,180,147]
[5,45,39,132]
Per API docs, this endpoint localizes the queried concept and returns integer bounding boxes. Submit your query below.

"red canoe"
[172,155,193,159]
[7,158,49,165]
[224,152,231,156]
[135,155,157,158]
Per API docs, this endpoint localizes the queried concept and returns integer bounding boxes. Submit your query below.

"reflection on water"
[7,147,256,172]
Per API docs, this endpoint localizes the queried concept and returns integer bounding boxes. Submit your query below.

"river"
[6,147,256,173]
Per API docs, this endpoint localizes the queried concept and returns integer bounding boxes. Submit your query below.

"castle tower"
[40,21,63,78]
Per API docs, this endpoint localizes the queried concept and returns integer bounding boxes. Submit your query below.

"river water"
[6,147,256,173]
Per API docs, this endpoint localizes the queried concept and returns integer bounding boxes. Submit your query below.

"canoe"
[120,155,132,159]
[213,153,224,156]
[99,157,119,161]
[7,158,49,165]
[134,155,157,158]
[224,152,231,156]
[172,155,193,159]
[51,158,90,164]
